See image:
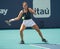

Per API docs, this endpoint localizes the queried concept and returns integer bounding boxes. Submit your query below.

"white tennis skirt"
[22,19,36,27]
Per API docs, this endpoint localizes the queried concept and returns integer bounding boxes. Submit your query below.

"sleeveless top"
[22,8,32,20]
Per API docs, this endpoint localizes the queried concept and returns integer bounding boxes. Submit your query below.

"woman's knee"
[33,25,40,31]
[20,25,26,33]
[20,30,23,33]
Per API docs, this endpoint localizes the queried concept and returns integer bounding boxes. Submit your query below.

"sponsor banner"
[33,0,51,18]
[0,9,8,15]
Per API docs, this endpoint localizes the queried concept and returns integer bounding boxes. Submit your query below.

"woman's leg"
[32,24,47,42]
[20,24,26,44]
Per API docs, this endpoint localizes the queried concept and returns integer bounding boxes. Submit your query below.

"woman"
[5,1,47,44]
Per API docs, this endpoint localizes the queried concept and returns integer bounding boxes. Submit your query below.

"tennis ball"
[22,17,24,20]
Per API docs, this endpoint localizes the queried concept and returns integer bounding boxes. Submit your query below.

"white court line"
[29,44,50,49]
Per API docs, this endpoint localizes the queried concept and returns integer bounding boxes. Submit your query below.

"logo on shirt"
[33,0,51,18]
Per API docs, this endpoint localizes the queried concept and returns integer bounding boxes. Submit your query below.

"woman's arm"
[28,8,36,14]
[9,10,23,22]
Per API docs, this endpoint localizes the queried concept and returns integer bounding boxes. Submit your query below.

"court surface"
[0,28,60,49]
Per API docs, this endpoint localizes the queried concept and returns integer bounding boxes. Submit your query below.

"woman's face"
[23,2,28,9]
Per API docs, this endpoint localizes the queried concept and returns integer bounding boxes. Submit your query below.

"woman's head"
[22,1,28,9]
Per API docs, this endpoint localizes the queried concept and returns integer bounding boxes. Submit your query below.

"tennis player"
[5,1,47,44]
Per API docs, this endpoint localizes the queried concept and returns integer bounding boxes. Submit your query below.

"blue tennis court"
[0,29,60,49]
